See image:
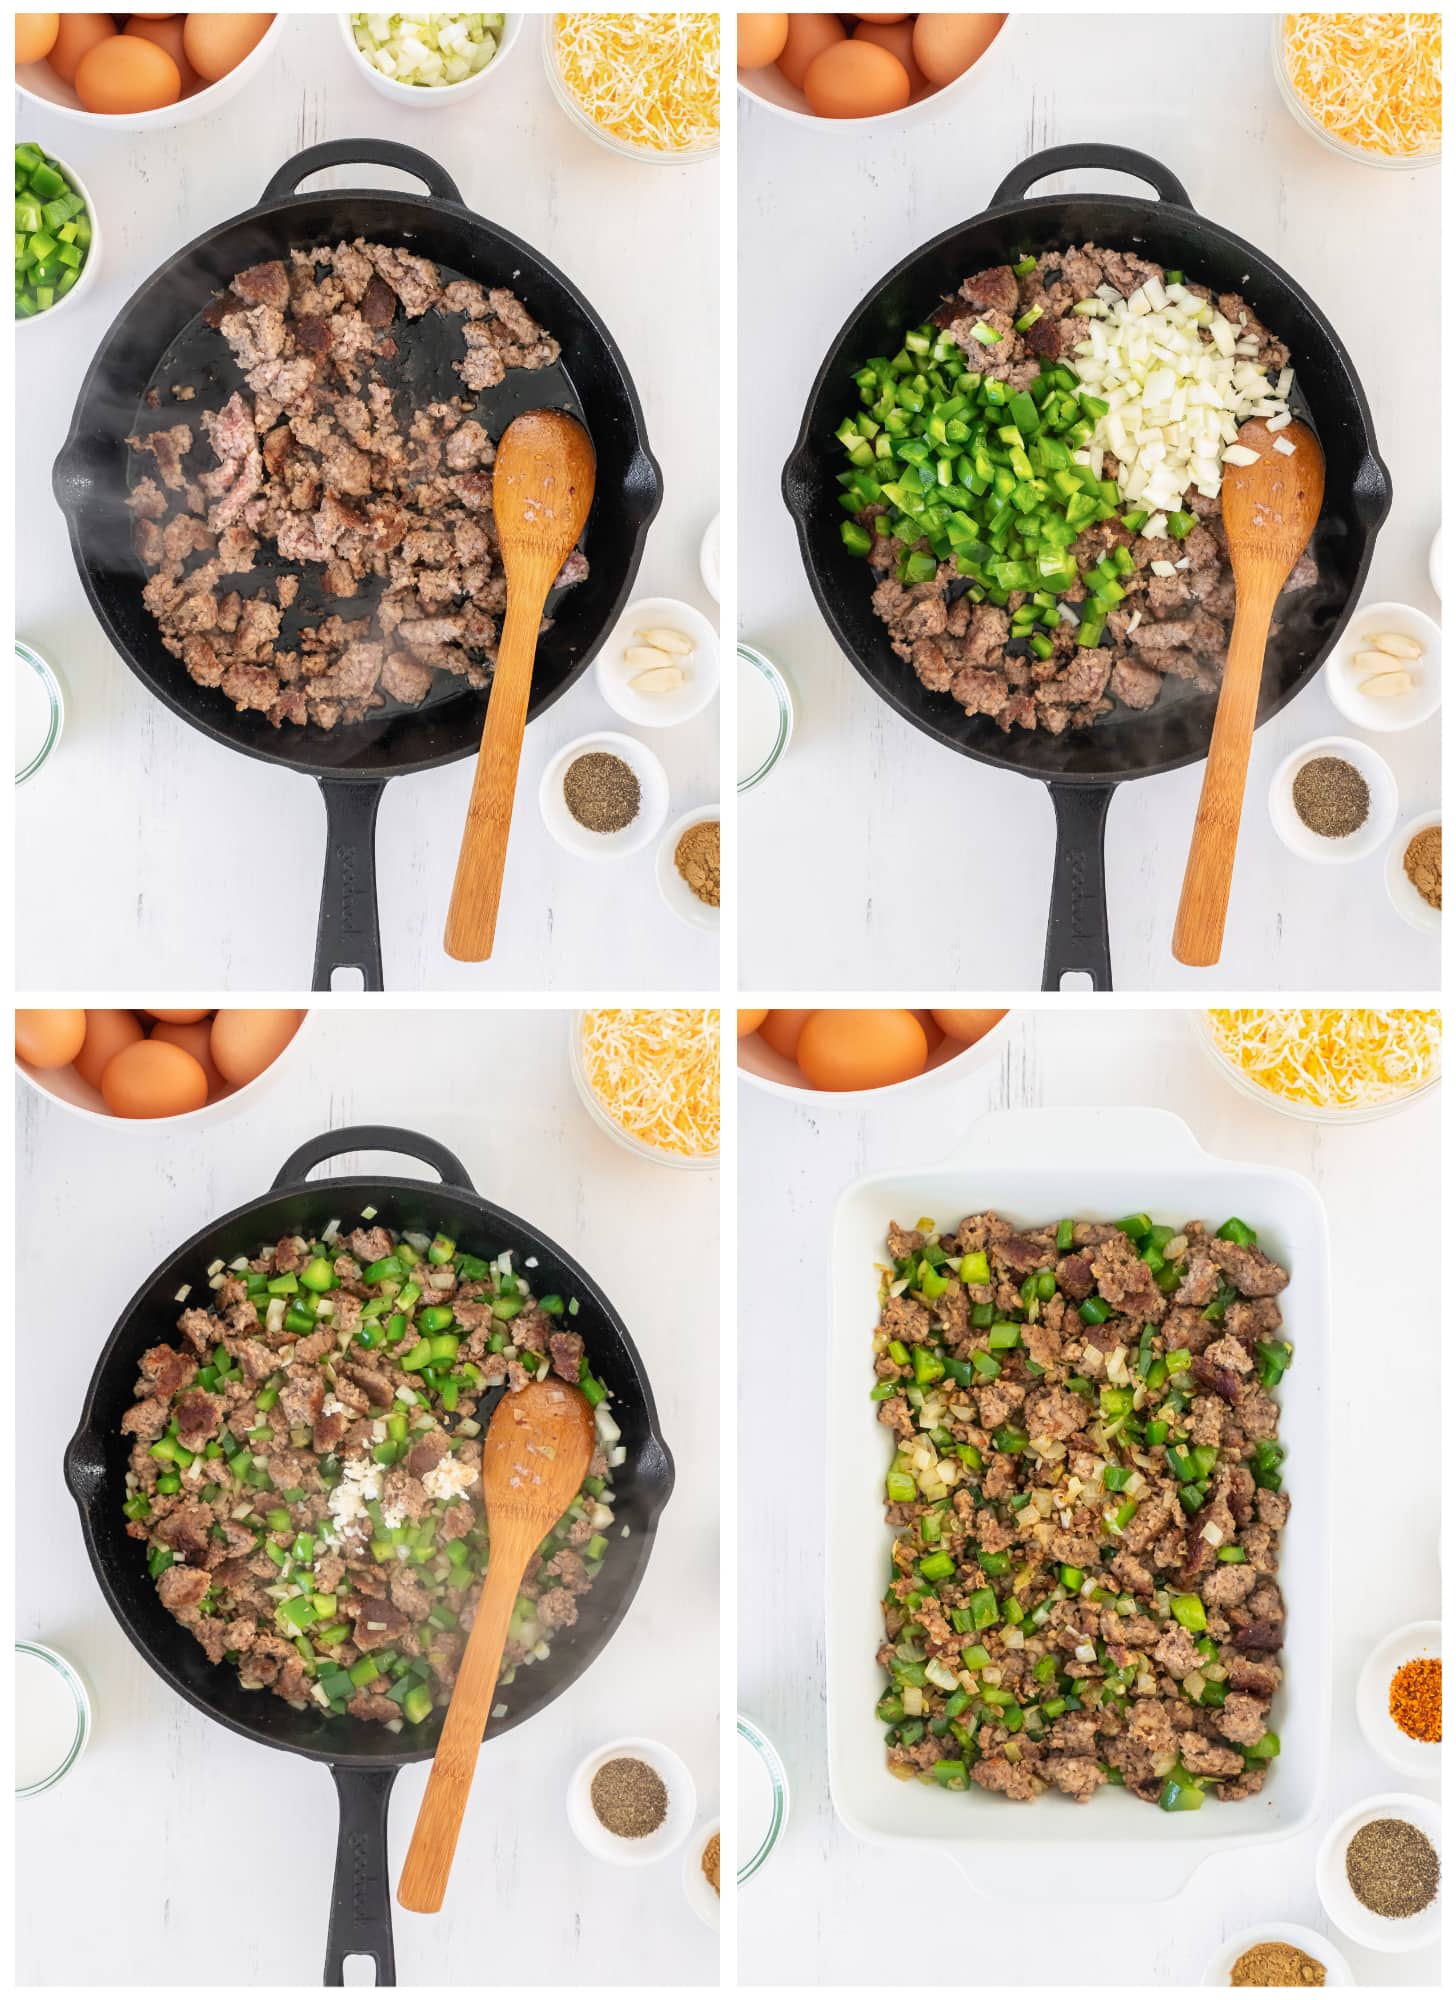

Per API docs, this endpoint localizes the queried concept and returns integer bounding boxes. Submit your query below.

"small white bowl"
[1315,1791,1441,1953]
[1324,601,1441,733]
[538,732,668,860]
[16,17,286,130]
[337,11,522,106]
[1430,527,1441,601]
[656,808,721,932]
[566,1737,696,1866]
[737,18,1011,131]
[1356,1622,1441,1780]
[1268,735,1398,863]
[1202,1920,1354,1986]
[738,1011,1011,1106]
[595,596,720,729]
[14,151,102,333]
[682,1819,721,1930]
[1385,812,1441,933]
[567,1012,719,1173]
[15,1009,311,1131]
[699,515,721,604]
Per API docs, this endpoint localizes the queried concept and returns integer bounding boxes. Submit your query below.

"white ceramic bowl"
[337,11,522,106]
[595,596,720,729]
[1323,600,1441,733]
[681,1819,721,1930]
[16,16,286,130]
[738,1010,1011,1106]
[538,732,669,860]
[1355,1622,1441,1780]
[1385,812,1441,934]
[737,16,1011,131]
[1268,735,1397,863]
[1315,1791,1441,1952]
[568,1013,719,1173]
[656,808,720,932]
[14,151,102,333]
[15,1009,311,1131]
[565,1737,696,1866]
[1193,1009,1442,1128]
[1429,527,1441,601]
[1202,1920,1353,1986]
[543,18,718,162]
[699,515,721,604]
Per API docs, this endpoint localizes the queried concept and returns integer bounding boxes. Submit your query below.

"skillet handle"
[261,138,464,207]
[314,778,385,994]
[273,1124,476,1193]
[324,1765,399,1987]
[1042,784,1115,992]
[992,145,1193,211]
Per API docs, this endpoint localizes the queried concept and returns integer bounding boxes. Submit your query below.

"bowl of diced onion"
[340,12,520,103]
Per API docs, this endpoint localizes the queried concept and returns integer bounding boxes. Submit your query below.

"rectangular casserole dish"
[826,1107,1332,1902]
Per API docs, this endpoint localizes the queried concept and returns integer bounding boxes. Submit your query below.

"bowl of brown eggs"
[737,1007,1010,1103]
[15,13,283,128]
[15,1006,307,1127]
[736,12,1007,126]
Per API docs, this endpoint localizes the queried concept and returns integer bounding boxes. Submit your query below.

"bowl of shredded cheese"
[1196,1008,1442,1123]
[571,1008,721,1168]
[544,12,720,161]
[1273,14,1441,168]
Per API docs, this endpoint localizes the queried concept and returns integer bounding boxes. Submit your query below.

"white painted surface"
[737,15,1441,991]
[737,1008,1439,1985]
[15,11,719,992]
[16,1009,719,1985]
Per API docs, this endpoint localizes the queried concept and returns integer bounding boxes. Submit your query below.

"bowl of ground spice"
[1386,812,1441,933]
[657,807,721,930]
[1203,1920,1352,1986]
[1316,1791,1441,1952]
[681,1817,721,1930]
[539,731,669,859]
[1357,1620,1441,1777]
[1269,735,1397,864]
[566,1736,697,1865]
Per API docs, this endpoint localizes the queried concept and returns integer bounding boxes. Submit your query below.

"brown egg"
[182,11,273,83]
[16,14,60,65]
[124,13,199,89]
[911,1008,945,1051]
[74,34,181,112]
[74,1009,147,1089]
[797,1010,928,1092]
[16,1008,87,1068]
[930,1007,1008,1045]
[759,1009,816,1060]
[150,1017,229,1098]
[853,12,909,20]
[210,1007,302,1086]
[804,39,910,117]
[737,1008,769,1036]
[101,1039,210,1118]
[911,12,1004,89]
[736,12,787,68]
[852,17,926,92]
[45,11,114,83]
[776,11,844,88]
[149,1007,212,1023]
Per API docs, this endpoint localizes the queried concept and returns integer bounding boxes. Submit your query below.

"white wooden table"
[738,14,1440,992]
[737,1009,1439,1985]
[15,12,719,993]
[16,1010,719,1985]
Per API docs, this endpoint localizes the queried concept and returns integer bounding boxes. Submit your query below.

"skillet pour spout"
[65,1123,674,1984]
[782,140,1390,988]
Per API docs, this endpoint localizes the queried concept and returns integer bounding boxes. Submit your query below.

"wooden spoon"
[444,407,596,963]
[396,1376,597,1912]
[1172,417,1325,967]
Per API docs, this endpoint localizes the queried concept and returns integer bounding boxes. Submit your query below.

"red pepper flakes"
[1388,1655,1441,1744]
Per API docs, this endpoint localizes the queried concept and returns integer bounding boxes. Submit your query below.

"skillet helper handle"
[260,138,464,207]
[272,1124,475,1193]
[992,144,1193,210]
[324,1764,399,1987]
[313,779,384,994]
[1042,784,1115,992]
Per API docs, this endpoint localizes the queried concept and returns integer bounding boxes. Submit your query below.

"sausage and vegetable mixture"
[872,1209,1293,1808]
[121,1218,622,1728]
[837,244,1316,733]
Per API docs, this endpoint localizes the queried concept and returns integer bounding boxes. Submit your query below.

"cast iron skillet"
[53,139,662,991]
[782,143,1391,989]
[64,1126,674,1986]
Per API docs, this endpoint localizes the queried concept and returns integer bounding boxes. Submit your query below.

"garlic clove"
[630,665,687,693]
[1358,669,1415,699]
[634,626,695,656]
[1362,631,1423,660]
[623,644,674,671]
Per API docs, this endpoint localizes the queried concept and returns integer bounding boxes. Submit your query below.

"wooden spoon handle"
[396,1519,534,1913]
[443,573,552,964]
[1172,580,1280,968]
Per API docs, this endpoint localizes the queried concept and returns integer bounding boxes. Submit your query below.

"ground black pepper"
[1291,755,1369,838]
[564,752,640,834]
[590,1755,668,1838]
[1344,1816,1440,1918]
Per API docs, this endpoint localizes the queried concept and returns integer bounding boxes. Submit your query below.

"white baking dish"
[826,1106,1332,1902]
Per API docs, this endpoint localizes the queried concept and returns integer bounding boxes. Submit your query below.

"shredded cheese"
[581,1008,720,1158]
[1282,14,1442,159]
[1207,1008,1441,1109]
[552,12,719,155]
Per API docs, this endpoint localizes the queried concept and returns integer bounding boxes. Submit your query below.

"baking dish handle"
[943,1838,1213,1904]
[273,1125,476,1194]
[261,138,464,208]
[939,1106,1205,1175]
[323,1764,398,1985]
[992,144,1194,212]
